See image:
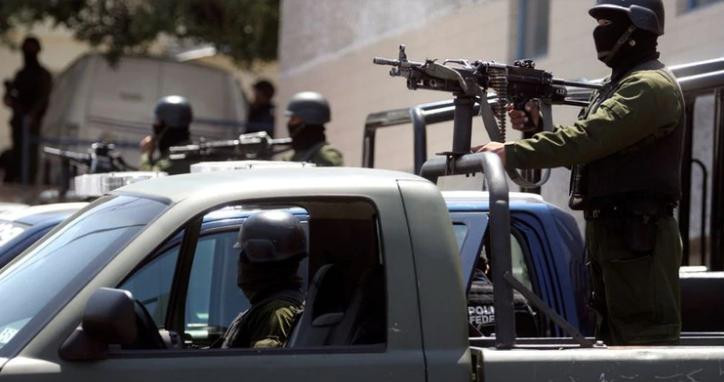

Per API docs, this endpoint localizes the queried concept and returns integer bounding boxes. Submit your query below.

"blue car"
[0,203,88,269]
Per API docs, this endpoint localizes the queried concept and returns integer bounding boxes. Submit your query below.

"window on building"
[680,0,724,12]
[514,0,550,59]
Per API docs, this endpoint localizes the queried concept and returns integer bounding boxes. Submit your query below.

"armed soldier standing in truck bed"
[283,92,343,167]
[479,0,683,346]
[140,95,194,175]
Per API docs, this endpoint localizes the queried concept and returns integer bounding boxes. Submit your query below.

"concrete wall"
[279,0,724,257]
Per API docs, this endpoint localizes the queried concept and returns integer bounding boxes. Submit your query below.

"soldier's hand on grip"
[507,100,541,133]
[140,135,155,154]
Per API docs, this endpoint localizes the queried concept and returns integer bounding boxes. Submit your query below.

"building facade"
[279,0,724,262]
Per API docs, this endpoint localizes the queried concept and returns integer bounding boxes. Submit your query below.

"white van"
[41,54,248,169]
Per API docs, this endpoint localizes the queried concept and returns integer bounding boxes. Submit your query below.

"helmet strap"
[604,25,637,65]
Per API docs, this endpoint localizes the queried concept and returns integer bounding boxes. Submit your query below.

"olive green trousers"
[586,216,682,345]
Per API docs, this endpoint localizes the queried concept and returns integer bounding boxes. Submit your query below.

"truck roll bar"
[419,92,592,349]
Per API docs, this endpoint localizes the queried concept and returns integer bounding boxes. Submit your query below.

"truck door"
[30,198,425,382]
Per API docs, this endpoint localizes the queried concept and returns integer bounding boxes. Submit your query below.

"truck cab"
[0,167,467,381]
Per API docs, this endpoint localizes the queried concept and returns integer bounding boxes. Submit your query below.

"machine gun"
[374,45,602,188]
[43,142,135,174]
[169,131,292,162]
[42,142,137,200]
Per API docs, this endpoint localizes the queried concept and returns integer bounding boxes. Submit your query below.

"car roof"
[0,202,88,226]
[0,203,28,214]
[442,190,547,210]
[113,167,423,204]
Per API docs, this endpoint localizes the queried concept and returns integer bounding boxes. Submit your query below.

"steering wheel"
[123,299,167,350]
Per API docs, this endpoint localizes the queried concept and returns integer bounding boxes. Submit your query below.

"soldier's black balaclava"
[237,255,302,304]
[593,11,659,76]
[288,122,326,151]
[153,123,190,154]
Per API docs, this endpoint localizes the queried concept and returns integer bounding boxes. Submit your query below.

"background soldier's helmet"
[285,91,331,125]
[234,210,307,263]
[154,95,193,129]
[589,0,665,36]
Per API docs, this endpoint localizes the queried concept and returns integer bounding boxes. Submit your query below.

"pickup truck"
[0,163,722,381]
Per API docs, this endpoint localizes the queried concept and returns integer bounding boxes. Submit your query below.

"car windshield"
[0,195,167,356]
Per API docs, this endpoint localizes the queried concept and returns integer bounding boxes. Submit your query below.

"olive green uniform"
[139,152,191,175]
[284,143,344,167]
[221,298,302,348]
[505,61,684,345]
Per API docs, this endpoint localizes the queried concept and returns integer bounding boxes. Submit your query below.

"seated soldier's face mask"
[237,253,303,304]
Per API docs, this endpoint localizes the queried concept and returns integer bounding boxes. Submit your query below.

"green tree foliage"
[0,0,279,66]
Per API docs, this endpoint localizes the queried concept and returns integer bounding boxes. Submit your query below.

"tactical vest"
[569,60,685,209]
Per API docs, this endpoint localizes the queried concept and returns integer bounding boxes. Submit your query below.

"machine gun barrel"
[269,137,292,145]
[372,57,401,66]
[168,132,293,161]
[43,146,91,164]
[553,78,603,90]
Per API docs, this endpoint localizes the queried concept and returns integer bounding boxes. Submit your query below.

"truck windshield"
[0,195,167,356]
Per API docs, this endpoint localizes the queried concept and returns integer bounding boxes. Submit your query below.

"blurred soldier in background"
[283,91,343,167]
[221,210,306,348]
[1,36,52,184]
[246,79,276,137]
[140,95,193,174]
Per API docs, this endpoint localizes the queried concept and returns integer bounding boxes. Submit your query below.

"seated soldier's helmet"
[154,95,193,129]
[589,0,665,36]
[234,210,307,263]
[285,91,331,125]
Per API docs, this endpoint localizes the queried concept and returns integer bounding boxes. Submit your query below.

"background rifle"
[169,131,292,162]
[43,142,135,174]
[43,142,136,200]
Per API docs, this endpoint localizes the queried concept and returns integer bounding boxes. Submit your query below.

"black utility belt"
[584,202,674,221]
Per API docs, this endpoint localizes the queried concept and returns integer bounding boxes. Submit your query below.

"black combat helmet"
[285,91,331,125]
[589,0,665,36]
[234,210,307,263]
[154,95,193,129]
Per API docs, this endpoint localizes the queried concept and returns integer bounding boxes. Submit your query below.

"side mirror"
[59,288,139,361]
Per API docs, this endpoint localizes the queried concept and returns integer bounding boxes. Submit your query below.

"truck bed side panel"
[477,347,724,381]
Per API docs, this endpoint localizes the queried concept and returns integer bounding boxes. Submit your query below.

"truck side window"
[479,232,533,291]
[120,246,180,328]
[292,199,386,348]
[117,199,386,354]
[184,230,248,348]
[510,232,533,291]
